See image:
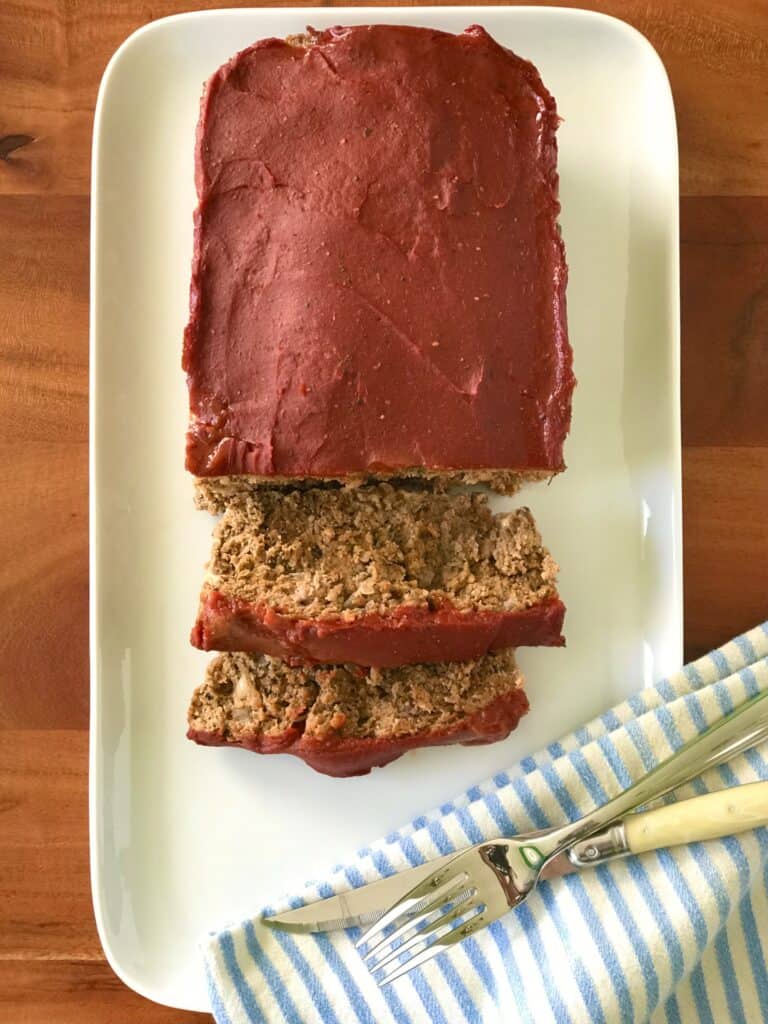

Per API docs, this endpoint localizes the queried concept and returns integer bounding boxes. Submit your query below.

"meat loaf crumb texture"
[191,484,565,664]
[187,650,528,776]
[183,24,573,491]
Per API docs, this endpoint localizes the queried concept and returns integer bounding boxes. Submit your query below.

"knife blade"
[262,848,577,934]
[263,781,768,933]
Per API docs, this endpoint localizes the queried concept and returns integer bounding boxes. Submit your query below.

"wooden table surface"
[1,1,767,1020]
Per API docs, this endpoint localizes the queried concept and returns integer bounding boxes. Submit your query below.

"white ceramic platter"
[90,6,680,1011]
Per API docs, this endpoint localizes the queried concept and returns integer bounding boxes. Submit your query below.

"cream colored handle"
[625,781,768,855]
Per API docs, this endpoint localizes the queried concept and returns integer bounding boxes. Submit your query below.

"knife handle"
[625,781,768,855]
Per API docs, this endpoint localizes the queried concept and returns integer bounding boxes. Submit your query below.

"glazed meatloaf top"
[187,649,528,776]
[183,24,574,492]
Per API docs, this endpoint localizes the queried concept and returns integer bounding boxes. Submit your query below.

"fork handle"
[565,780,768,869]
[540,688,768,862]
[624,780,768,854]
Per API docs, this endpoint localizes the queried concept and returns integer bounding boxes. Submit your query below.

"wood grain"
[0,196,89,730]
[1,1,767,1020]
[682,196,768,448]
[0,962,207,1024]
[2,0,768,197]
[0,733,94,962]
[0,733,96,961]
[683,447,768,660]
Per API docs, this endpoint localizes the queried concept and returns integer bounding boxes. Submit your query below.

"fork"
[358,687,768,985]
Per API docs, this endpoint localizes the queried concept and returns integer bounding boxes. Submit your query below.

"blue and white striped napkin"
[204,622,768,1023]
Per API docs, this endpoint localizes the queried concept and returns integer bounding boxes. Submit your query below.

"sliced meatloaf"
[187,649,528,777]
[183,24,573,496]
[191,483,564,666]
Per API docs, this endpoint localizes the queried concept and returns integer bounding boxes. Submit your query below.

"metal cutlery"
[263,780,768,935]
[357,688,768,985]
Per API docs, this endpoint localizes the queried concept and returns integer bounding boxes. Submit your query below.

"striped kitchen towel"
[203,621,768,1023]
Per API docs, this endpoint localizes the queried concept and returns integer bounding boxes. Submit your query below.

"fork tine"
[361,877,473,962]
[356,859,468,950]
[370,893,480,973]
[376,910,485,987]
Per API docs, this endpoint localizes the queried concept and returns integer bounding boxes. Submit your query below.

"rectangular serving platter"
[90,7,680,1010]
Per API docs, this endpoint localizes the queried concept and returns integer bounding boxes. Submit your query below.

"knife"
[264,781,768,933]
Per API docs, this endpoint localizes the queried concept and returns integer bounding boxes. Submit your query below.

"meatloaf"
[183,24,574,496]
[191,483,564,666]
[187,649,528,777]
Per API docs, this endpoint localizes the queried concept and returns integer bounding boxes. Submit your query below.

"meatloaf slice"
[183,24,573,496]
[187,650,528,777]
[191,483,564,666]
